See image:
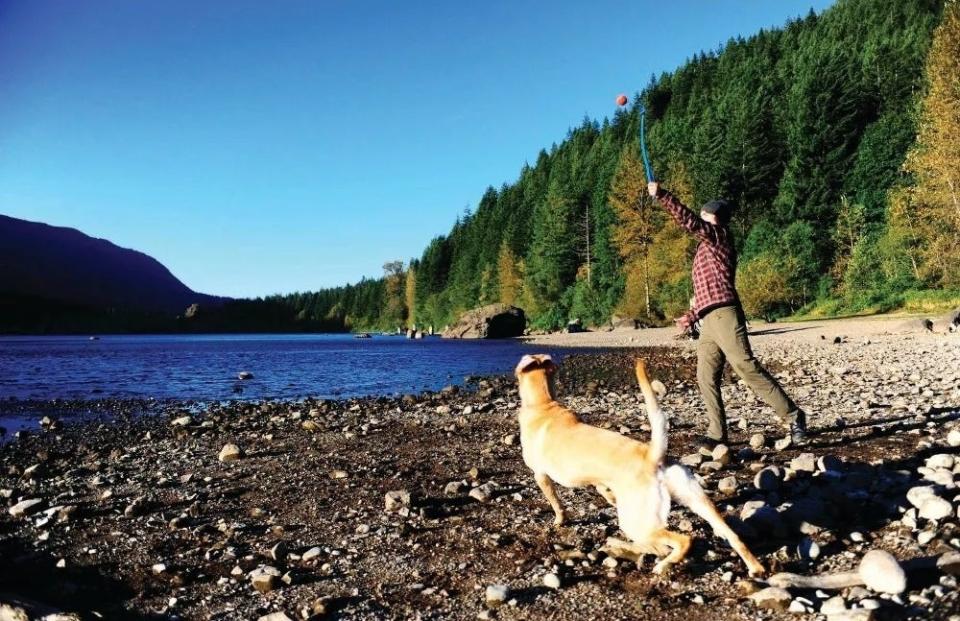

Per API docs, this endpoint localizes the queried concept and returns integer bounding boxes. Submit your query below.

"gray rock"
[250,565,281,593]
[712,444,732,466]
[906,485,938,509]
[442,304,526,339]
[749,587,792,611]
[790,453,817,473]
[948,429,960,447]
[774,436,792,451]
[937,551,960,575]
[469,482,498,504]
[8,498,43,518]
[827,611,874,621]
[218,444,242,462]
[926,454,955,470]
[444,480,468,495]
[754,466,782,491]
[384,490,412,512]
[485,584,509,607]
[919,496,953,521]
[301,547,322,562]
[797,537,821,560]
[717,476,738,495]
[681,453,704,467]
[821,595,846,614]
[257,614,293,621]
[543,573,561,589]
[860,550,906,594]
[811,445,838,466]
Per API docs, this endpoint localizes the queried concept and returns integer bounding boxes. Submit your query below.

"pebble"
[754,466,782,491]
[384,490,412,512]
[485,584,509,607]
[926,454,955,470]
[818,454,843,472]
[250,565,281,594]
[469,483,498,504]
[918,496,953,520]
[543,573,561,589]
[8,498,43,518]
[717,476,738,495]
[798,537,820,560]
[257,613,293,621]
[445,480,468,495]
[749,433,766,450]
[821,595,846,614]
[947,429,960,447]
[302,547,322,562]
[906,486,937,509]
[774,436,792,451]
[711,444,731,466]
[218,443,242,462]
[827,611,874,621]
[790,453,817,473]
[748,587,792,611]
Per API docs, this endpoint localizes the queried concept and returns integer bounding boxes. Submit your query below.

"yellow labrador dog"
[515,354,764,576]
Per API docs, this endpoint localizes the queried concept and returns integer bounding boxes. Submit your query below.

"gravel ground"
[2,320,960,621]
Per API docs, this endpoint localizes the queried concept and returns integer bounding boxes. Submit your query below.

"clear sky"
[0,0,835,298]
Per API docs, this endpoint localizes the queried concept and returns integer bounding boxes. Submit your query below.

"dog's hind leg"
[534,473,566,526]
[595,484,617,506]
[649,528,692,574]
[663,465,766,577]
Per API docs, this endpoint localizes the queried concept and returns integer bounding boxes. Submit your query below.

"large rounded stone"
[859,550,905,595]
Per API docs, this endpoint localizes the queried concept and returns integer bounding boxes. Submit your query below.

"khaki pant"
[697,305,799,441]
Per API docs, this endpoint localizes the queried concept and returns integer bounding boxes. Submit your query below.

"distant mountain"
[0,214,221,315]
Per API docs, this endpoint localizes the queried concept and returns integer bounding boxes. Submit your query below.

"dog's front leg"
[534,473,566,526]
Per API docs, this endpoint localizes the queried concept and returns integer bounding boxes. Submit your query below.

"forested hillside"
[202,0,956,332]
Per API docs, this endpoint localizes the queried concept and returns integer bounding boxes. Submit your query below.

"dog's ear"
[516,354,555,376]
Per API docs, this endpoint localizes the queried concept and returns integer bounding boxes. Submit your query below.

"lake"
[0,333,578,402]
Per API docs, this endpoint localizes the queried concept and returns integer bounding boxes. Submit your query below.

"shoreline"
[2,332,959,619]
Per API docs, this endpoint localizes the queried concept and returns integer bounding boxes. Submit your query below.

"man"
[647,181,808,448]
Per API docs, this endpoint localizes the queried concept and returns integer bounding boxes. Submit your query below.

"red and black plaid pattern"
[655,189,739,318]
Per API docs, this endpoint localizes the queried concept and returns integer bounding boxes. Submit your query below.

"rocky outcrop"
[441,304,526,339]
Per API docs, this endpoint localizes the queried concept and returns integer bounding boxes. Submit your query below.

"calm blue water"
[0,334,576,402]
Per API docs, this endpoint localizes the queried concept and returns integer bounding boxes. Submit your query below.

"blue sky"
[0,0,835,298]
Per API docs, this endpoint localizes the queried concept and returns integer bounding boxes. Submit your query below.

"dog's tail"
[635,359,667,465]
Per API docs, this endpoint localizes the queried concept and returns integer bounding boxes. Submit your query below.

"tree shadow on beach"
[0,534,157,620]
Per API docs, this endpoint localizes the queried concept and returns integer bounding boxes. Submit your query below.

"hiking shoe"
[788,410,809,445]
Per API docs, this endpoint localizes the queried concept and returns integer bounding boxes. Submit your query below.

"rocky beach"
[2,316,960,620]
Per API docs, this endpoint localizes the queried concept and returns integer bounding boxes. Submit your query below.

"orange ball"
[616,94,628,106]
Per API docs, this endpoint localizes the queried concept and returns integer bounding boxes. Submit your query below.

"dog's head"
[515,354,558,403]
[515,354,556,377]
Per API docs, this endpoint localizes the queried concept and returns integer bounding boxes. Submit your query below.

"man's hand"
[647,181,660,197]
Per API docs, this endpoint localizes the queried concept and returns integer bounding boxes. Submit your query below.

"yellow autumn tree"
[647,159,697,318]
[609,145,658,317]
[889,0,960,286]
[497,241,522,306]
[404,266,417,327]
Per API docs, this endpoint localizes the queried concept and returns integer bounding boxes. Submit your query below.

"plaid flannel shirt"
[655,189,739,320]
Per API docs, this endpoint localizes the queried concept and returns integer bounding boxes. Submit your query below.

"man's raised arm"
[647,181,725,245]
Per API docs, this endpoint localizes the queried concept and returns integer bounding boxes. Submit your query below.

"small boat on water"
[89,336,100,341]
[354,332,372,339]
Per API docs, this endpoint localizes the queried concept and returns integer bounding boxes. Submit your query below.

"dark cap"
[702,199,733,223]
